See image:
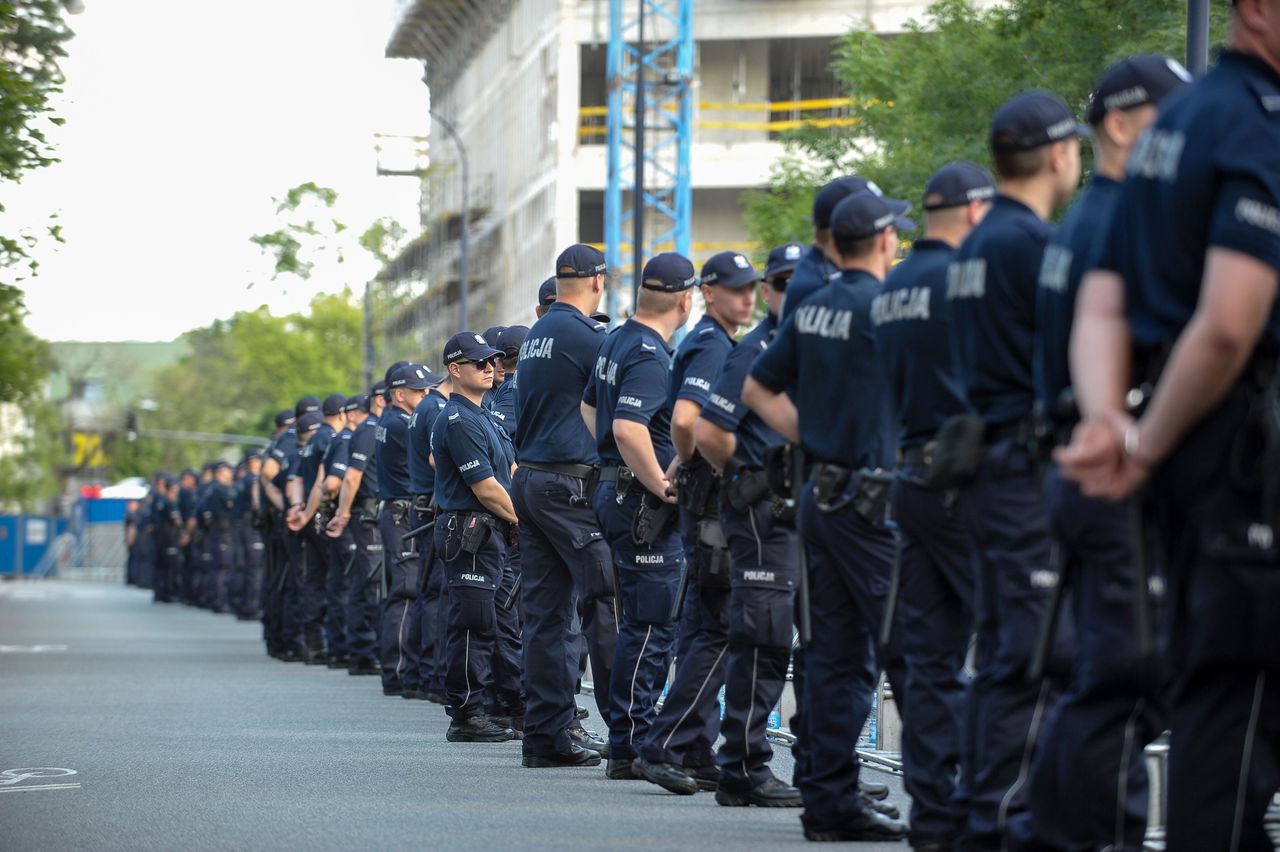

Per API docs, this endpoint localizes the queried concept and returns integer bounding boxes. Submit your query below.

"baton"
[1027,541,1068,682]
[793,444,812,646]
[878,522,903,651]
[669,562,691,622]
[1131,499,1153,662]
[503,572,522,611]
[403,519,436,541]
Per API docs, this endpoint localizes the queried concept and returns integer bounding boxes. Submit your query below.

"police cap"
[764,243,804,283]
[639,252,698,292]
[389,363,437,391]
[443,332,504,366]
[482,326,506,351]
[295,396,321,418]
[700,251,758,289]
[538,276,557,306]
[321,393,346,416]
[1085,54,1192,125]
[496,325,529,357]
[830,190,914,241]
[923,162,997,210]
[555,244,607,279]
[212,460,232,473]
[813,176,883,228]
[342,394,369,413]
[990,90,1089,152]
[297,412,323,434]
[274,409,295,428]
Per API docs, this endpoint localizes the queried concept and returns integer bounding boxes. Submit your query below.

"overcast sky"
[7,0,427,342]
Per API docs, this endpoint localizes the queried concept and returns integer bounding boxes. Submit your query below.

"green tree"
[249,181,347,285]
[114,292,364,477]
[742,0,1229,247]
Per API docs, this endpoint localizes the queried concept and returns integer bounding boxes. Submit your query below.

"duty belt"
[520,461,595,481]
[599,466,631,484]
[411,494,436,514]
[986,418,1031,446]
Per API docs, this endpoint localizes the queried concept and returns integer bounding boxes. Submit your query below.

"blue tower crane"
[605,0,693,317]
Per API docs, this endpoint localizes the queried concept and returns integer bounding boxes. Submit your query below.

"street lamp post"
[1187,0,1210,77]
[427,106,470,333]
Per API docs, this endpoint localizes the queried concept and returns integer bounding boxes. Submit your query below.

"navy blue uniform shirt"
[348,414,379,502]
[515,301,607,465]
[948,195,1054,425]
[1099,50,1280,348]
[430,394,514,513]
[872,238,970,449]
[583,318,676,470]
[293,423,335,496]
[178,487,197,522]
[751,268,896,470]
[670,314,735,410]
[323,427,352,484]
[268,428,298,490]
[408,390,448,495]
[1034,176,1122,415]
[487,378,518,437]
[375,407,413,499]
[702,312,785,468]
[208,483,237,522]
[779,244,841,324]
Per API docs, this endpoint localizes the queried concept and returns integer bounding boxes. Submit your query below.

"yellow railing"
[578,97,862,140]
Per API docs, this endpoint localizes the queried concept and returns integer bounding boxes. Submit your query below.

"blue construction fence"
[0,496,130,577]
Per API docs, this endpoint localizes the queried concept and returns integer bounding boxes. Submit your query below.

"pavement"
[0,580,908,851]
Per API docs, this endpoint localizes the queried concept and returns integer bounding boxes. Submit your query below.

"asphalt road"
[0,580,908,850]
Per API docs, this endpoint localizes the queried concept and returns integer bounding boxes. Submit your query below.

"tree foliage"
[249,181,347,283]
[1,0,73,278]
[742,0,1229,247]
[113,292,365,476]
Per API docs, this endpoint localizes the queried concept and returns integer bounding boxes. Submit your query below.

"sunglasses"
[455,357,496,370]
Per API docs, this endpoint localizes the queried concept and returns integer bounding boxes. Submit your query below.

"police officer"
[405,367,450,702]
[694,242,805,808]
[870,162,994,849]
[536,276,557,320]
[233,451,266,621]
[202,461,237,612]
[633,250,759,795]
[945,89,1083,851]
[1027,56,1189,852]
[264,397,319,661]
[779,175,879,322]
[287,396,345,663]
[744,191,911,841]
[282,408,323,656]
[326,391,383,676]
[148,473,174,603]
[176,468,199,604]
[259,409,296,657]
[1059,6,1280,845]
[157,475,186,605]
[313,394,360,667]
[289,391,348,665]
[376,363,430,695]
[582,252,695,779]
[513,245,615,768]
[487,325,527,440]
[431,333,523,743]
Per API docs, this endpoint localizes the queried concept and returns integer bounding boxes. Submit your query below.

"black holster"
[813,464,893,525]
[763,443,796,501]
[388,499,412,526]
[722,460,771,513]
[458,512,496,555]
[694,519,731,588]
[676,456,720,519]
[632,491,677,546]
[923,413,987,489]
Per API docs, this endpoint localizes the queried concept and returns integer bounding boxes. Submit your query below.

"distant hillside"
[48,340,190,405]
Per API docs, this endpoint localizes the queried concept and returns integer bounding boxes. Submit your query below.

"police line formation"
[123,19,1280,852]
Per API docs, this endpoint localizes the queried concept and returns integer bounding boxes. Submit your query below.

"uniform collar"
[836,267,882,287]
[1090,173,1121,191]
[547,301,586,318]
[448,392,484,415]
[1220,49,1280,87]
[911,237,953,253]
[626,317,674,355]
[992,194,1037,219]
[694,313,734,341]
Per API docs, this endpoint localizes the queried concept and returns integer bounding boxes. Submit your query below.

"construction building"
[375,0,989,363]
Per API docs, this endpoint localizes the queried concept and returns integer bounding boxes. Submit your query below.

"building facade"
[377,0,991,363]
